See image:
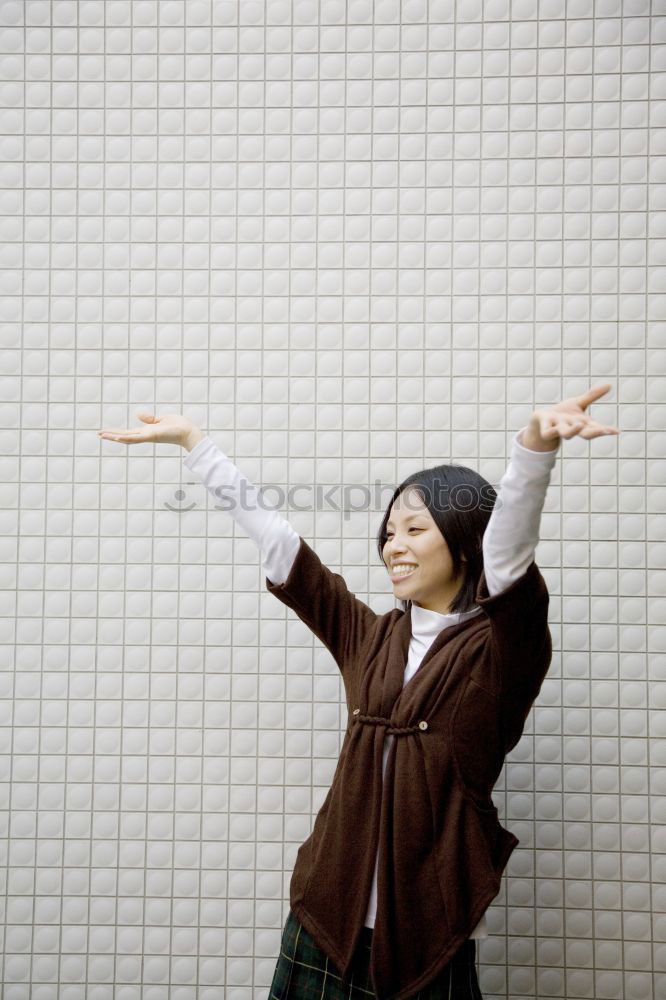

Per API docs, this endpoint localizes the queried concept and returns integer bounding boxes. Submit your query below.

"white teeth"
[392,564,417,576]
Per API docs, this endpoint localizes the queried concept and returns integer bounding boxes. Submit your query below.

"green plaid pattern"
[268,909,483,999]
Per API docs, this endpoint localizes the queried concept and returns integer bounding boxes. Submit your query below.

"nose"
[385,540,409,563]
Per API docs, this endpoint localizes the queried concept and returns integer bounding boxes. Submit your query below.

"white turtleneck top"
[183,428,558,936]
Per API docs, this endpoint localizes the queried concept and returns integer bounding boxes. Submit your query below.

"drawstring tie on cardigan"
[351,708,429,735]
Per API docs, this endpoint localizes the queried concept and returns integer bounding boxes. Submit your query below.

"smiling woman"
[97,384,619,1000]
[377,463,498,616]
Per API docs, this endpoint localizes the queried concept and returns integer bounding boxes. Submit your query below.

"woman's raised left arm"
[482,382,620,597]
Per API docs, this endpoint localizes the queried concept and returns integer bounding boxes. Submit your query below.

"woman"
[99,384,619,1000]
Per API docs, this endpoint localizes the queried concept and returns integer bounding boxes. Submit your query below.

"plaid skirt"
[268,909,483,999]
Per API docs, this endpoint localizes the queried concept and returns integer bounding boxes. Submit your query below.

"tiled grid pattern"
[0,0,664,997]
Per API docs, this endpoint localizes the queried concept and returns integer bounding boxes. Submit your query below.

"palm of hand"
[98,412,193,446]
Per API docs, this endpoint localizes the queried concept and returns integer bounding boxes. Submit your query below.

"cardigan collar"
[406,600,484,676]
[377,602,484,716]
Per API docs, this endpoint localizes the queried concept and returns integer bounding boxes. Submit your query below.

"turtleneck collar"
[409,601,482,639]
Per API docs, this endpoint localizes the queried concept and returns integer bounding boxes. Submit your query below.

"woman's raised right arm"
[99,411,379,676]
[182,434,301,585]
[98,412,300,584]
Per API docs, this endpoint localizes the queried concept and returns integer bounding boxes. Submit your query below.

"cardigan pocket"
[469,795,520,881]
[451,677,504,808]
[469,797,503,880]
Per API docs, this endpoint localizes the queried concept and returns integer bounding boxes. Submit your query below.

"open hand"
[98,412,199,449]
[530,383,620,441]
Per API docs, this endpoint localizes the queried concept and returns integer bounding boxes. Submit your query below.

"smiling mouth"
[390,567,417,582]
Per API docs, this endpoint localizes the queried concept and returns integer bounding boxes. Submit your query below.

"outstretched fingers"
[577,420,620,438]
[98,428,148,439]
[539,415,619,440]
[578,383,612,409]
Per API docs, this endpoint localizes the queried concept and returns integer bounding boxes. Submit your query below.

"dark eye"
[386,528,421,538]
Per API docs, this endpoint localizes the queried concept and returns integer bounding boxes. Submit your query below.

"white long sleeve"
[183,436,300,585]
[481,425,559,593]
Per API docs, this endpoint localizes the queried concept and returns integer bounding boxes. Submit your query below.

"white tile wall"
[0,0,664,997]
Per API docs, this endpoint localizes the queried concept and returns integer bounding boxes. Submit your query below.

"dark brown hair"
[376,463,498,614]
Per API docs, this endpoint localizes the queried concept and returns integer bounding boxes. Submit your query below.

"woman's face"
[383,487,466,615]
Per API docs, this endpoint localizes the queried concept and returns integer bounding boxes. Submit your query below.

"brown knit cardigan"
[266,535,552,1000]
